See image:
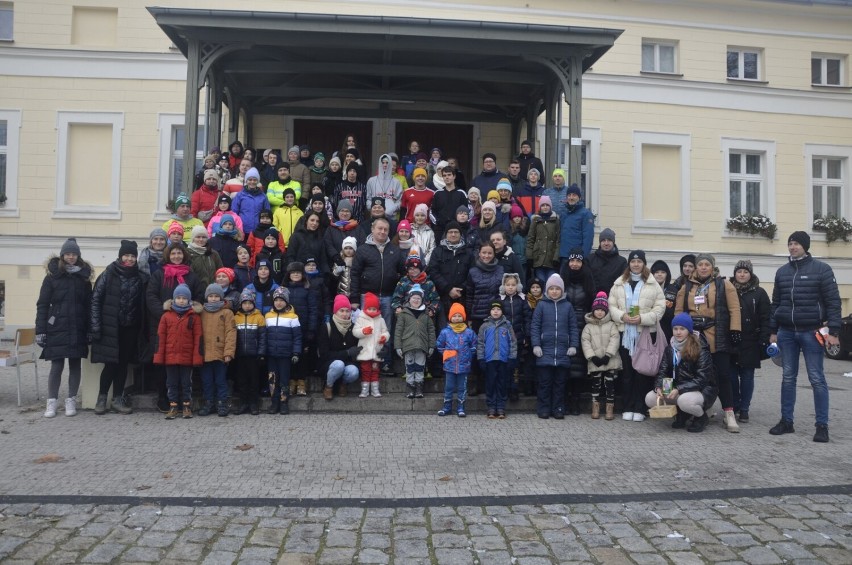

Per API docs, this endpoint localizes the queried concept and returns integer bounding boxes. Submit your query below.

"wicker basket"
[649,396,678,419]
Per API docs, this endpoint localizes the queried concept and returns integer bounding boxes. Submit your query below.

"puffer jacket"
[144,267,204,362]
[411,223,436,264]
[265,308,302,358]
[394,308,436,355]
[559,200,595,258]
[90,261,148,365]
[286,281,318,336]
[587,246,627,295]
[317,319,360,376]
[581,312,623,373]
[476,315,517,362]
[428,240,473,297]
[526,214,560,268]
[731,278,771,369]
[350,236,406,298]
[464,260,504,322]
[608,274,665,333]
[530,294,579,368]
[187,244,223,287]
[770,254,842,334]
[209,234,241,269]
[153,309,203,366]
[200,308,236,363]
[234,309,266,357]
[353,313,390,361]
[437,325,477,374]
[675,276,741,353]
[391,276,440,316]
[655,333,718,410]
[232,188,271,234]
[500,293,532,344]
[36,256,93,361]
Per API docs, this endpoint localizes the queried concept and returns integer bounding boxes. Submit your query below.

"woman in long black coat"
[90,240,149,415]
[559,248,597,414]
[35,238,93,418]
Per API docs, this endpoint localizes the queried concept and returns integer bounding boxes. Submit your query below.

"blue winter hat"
[219,213,235,227]
[408,284,424,297]
[671,313,694,333]
[173,283,191,302]
[566,183,583,197]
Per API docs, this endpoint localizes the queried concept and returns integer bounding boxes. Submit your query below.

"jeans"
[165,365,192,403]
[442,372,468,413]
[778,328,829,426]
[537,365,567,417]
[201,360,228,402]
[267,356,292,400]
[484,360,510,412]
[326,360,360,387]
[729,365,755,413]
[534,267,557,284]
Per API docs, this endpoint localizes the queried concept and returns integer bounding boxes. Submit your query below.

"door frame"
[389,118,481,181]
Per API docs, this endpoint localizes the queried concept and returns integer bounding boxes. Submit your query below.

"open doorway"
[293,119,374,171]
[394,122,474,182]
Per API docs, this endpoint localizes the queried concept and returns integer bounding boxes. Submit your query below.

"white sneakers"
[622,412,634,421]
[723,410,740,433]
[621,411,646,422]
[65,397,77,417]
[632,413,646,422]
[44,398,58,418]
[45,397,77,417]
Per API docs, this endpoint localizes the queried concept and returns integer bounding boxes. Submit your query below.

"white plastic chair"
[3,328,40,406]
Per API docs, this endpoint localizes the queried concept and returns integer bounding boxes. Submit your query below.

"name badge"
[694,295,705,305]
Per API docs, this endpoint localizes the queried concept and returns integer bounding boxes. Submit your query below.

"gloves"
[533,346,543,358]
[35,334,46,348]
[362,326,373,335]
[291,355,299,365]
[591,356,603,367]
[567,347,577,357]
[428,348,434,357]
[396,348,403,358]
[601,355,610,366]
[332,265,345,276]
[347,345,362,359]
[730,330,742,346]
[378,335,387,345]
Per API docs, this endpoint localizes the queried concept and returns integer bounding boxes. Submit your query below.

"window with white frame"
[812,54,845,86]
[156,114,204,218]
[0,110,21,217]
[547,126,600,216]
[642,40,677,74]
[805,145,852,226]
[727,47,762,80]
[0,3,12,41]
[721,138,776,226]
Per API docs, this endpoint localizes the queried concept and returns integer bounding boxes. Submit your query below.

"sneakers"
[738,410,749,423]
[723,410,740,433]
[553,409,564,420]
[94,394,108,415]
[457,409,466,418]
[217,401,229,417]
[414,382,424,399]
[406,384,415,399]
[688,413,709,433]
[622,412,634,421]
[198,401,213,417]
[769,419,795,435]
[632,413,645,422]
[182,402,193,419]
[814,424,829,443]
[497,411,506,420]
[165,403,179,419]
[64,397,77,417]
[487,409,497,419]
[437,409,447,416]
[112,395,133,415]
[44,398,58,418]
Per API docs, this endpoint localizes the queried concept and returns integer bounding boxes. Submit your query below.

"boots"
[415,382,424,399]
[591,401,600,420]
[359,383,370,398]
[338,381,347,397]
[323,386,334,401]
[217,400,229,417]
[370,381,382,398]
[94,394,108,415]
[672,409,690,429]
[295,380,307,396]
[112,394,133,415]
[406,383,415,399]
[198,400,213,417]
[268,394,280,414]
[289,381,297,397]
[165,402,179,419]
[279,396,290,415]
[723,410,740,433]
[688,412,709,433]
[182,402,193,419]
[605,403,615,421]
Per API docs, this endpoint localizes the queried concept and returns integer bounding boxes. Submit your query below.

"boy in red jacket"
[154,284,203,419]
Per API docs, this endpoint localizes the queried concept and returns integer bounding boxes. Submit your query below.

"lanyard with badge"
[694,280,711,310]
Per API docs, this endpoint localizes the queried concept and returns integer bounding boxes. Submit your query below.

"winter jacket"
[587,246,628,295]
[675,276,742,353]
[510,227,527,268]
[464,260,504,322]
[247,225,286,268]
[323,221,362,269]
[428,240,473,298]
[267,179,303,213]
[391,276,440,316]
[90,262,149,365]
[200,308,236,363]
[526,214,560,268]
[517,153,544,182]
[394,308,436,355]
[256,246,286,283]
[471,169,503,193]
[731,279,771,369]
[608,274,666,333]
[206,210,244,239]
[187,245,223,288]
[191,184,220,223]
[265,309,303,358]
[500,293,532,344]
[286,281,318,336]
[317,319,360,376]
[154,309,203,367]
[161,216,204,244]
[581,312,622,373]
[476,315,517,362]
[559,201,595,258]
[411,223,436,264]
[144,267,204,362]
[286,225,328,275]
[273,203,304,245]
[530,294,579,368]
[495,247,526,288]
[36,256,93,361]
[353,313,390,361]
[770,254,842,334]
[350,237,405,299]
[431,187,469,237]
[232,188,271,234]
[437,326,477,374]
[209,234,241,269]
[244,279,279,315]
[234,309,266,357]
[655,334,718,410]
[563,269,595,379]
[288,160,311,196]
[365,154,404,220]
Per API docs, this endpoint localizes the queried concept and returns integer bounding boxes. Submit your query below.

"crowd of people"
[32,136,842,441]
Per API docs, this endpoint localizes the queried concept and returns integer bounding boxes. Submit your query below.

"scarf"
[204,300,224,313]
[332,311,352,335]
[333,219,358,231]
[148,247,165,263]
[398,238,413,250]
[310,164,327,175]
[253,276,273,292]
[732,273,759,294]
[65,264,82,274]
[217,224,238,238]
[527,293,541,310]
[409,271,427,285]
[114,261,139,277]
[670,335,687,368]
[440,239,464,252]
[621,277,644,355]
[432,173,446,190]
[163,263,190,287]
[450,322,468,333]
[566,267,585,283]
[172,302,190,314]
[475,257,498,272]
[188,242,207,254]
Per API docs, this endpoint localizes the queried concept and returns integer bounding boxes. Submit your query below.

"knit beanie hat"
[496,178,513,192]
[545,273,565,293]
[408,284,424,298]
[406,256,423,271]
[788,230,811,252]
[272,286,290,303]
[371,196,385,210]
[413,167,428,178]
[599,228,616,243]
[282,188,296,199]
[671,312,694,333]
[286,262,304,276]
[342,236,357,251]
[510,204,524,219]
[734,259,754,276]
[205,284,224,299]
[174,192,190,207]
[591,291,609,313]
[191,225,208,240]
[60,237,81,256]
[245,167,260,181]
[695,252,715,267]
[444,221,461,234]
[240,288,255,305]
[467,187,481,200]
[363,292,380,313]
[300,144,310,152]
[397,219,412,233]
[309,193,326,205]
[414,203,429,217]
[277,162,290,171]
[552,168,566,179]
[568,247,584,262]
[538,195,552,209]
[628,250,647,265]
[215,267,235,284]
[219,213,235,227]
[313,152,325,163]
[455,205,470,217]
[567,183,582,197]
[255,258,271,272]
[173,283,191,302]
[264,227,279,240]
[481,200,497,213]
[448,302,467,322]
[149,228,168,241]
[527,167,541,179]
[118,239,138,258]
[486,190,500,202]
[167,222,184,238]
[203,169,218,182]
[490,301,503,312]
[679,254,696,272]
[288,145,299,156]
[482,152,497,163]
[333,294,351,313]
[329,156,342,168]
[336,198,353,214]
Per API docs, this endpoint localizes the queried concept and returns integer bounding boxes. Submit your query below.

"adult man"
[350,217,406,371]
[517,139,544,180]
[586,228,627,295]
[471,153,503,193]
[366,153,403,221]
[429,221,473,320]
[505,160,524,194]
[431,168,469,238]
[769,231,841,443]
[286,145,311,199]
[260,150,279,187]
[558,183,595,263]
[400,168,434,223]
[542,168,569,218]
[266,162,302,214]
[299,144,313,167]
[357,197,397,241]
[491,230,526,287]
[333,164,367,222]
[447,156,468,191]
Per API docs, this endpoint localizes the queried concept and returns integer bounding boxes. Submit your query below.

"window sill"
[632,225,692,236]
[640,70,683,78]
[726,78,769,85]
[811,83,851,90]
[722,230,775,241]
[52,208,122,220]
[0,39,13,43]
[0,207,19,218]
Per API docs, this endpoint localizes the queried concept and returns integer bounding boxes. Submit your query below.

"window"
[727,48,762,80]
[156,114,204,218]
[721,138,776,229]
[0,3,12,41]
[812,54,845,86]
[642,40,677,74]
[632,131,692,234]
[546,126,600,217]
[805,145,852,227]
[0,109,21,217]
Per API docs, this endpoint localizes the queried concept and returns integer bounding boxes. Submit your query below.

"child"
[233,244,254,292]
[244,258,279,314]
[523,277,544,397]
[527,278,543,310]
[256,226,286,283]
[265,286,302,415]
[199,283,236,417]
[526,196,560,283]
[332,236,357,299]
[393,219,415,252]
[391,255,440,318]
[234,288,267,415]
[207,193,245,238]
[285,261,318,396]
[509,204,529,275]
[411,203,436,263]
[209,213,242,268]
[499,273,531,402]
[272,187,304,246]
[530,274,578,420]
[394,285,436,399]
[154,284,203,420]
[214,267,241,311]
[436,303,477,417]
[167,221,185,247]
[581,292,622,420]
[247,210,285,266]
[353,292,390,398]
[477,302,517,419]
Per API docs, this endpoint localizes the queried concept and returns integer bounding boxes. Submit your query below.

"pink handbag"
[632,322,667,376]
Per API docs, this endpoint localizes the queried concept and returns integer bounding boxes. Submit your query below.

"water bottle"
[766,343,779,357]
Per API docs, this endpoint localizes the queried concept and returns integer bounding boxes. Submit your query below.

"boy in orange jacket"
[154,284,203,419]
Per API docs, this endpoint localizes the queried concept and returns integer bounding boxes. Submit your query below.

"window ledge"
[0,39,13,43]
[722,230,776,241]
[726,78,769,85]
[811,83,851,90]
[640,70,683,78]
[52,208,122,220]
[0,207,19,218]
[632,225,693,236]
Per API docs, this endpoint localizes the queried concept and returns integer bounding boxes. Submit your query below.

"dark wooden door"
[395,122,474,181]
[293,119,374,171]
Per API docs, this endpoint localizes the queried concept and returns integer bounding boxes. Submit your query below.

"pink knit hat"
[333,294,351,313]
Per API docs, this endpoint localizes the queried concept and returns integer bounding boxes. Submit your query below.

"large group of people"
[32,137,842,442]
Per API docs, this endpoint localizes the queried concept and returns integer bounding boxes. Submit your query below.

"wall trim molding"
[0,46,187,81]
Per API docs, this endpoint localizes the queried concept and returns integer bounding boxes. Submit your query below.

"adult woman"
[464,242,504,395]
[323,200,360,268]
[138,228,168,277]
[323,156,343,197]
[186,226,223,287]
[36,238,93,418]
[90,240,149,415]
[674,253,742,433]
[560,248,596,414]
[608,250,665,422]
[339,133,358,159]
[286,211,328,275]
[319,294,362,399]
[728,259,770,423]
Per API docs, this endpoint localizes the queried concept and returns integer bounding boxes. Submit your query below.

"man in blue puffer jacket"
[558,183,595,266]
[768,231,841,443]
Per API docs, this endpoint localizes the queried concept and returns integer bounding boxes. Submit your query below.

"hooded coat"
[581,311,623,373]
[587,246,628,295]
[365,153,404,220]
[90,261,149,364]
[36,256,93,360]
[526,213,560,269]
[531,293,579,368]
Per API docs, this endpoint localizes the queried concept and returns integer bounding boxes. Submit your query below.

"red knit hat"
[333,294,351,313]
[363,292,380,314]
[591,291,609,313]
[215,267,235,284]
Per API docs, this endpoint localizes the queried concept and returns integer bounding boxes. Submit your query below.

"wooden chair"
[0,328,40,406]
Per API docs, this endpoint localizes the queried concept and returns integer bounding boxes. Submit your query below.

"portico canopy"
[148,7,622,191]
